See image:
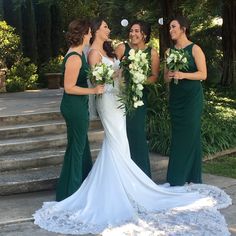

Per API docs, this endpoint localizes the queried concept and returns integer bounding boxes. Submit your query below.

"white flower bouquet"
[119,48,150,114]
[166,48,189,84]
[87,62,114,85]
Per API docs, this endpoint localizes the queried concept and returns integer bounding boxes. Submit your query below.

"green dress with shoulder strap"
[123,43,151,177]
[167,43,203,186]
[56,52,92,201]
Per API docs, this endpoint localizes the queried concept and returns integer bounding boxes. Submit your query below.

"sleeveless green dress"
[56,52,92,201]
[123,43,151,177]
[167,43,203,186]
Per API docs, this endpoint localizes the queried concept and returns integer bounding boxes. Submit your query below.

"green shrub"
[191,26,222,85]
[0,21,21,68]
[38,55,63,87]
[201,88,236,156]
[146,77,171,155]
[40,56,64,74]
[6,57,38,92]
[5,75,25,92]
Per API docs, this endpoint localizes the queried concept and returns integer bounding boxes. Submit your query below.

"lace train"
[33,183,231,235]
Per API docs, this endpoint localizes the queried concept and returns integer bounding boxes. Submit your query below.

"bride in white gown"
[33,19,232,236]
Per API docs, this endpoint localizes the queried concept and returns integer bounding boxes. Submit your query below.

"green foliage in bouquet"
[165,48,190,84]
[165,48,189,71]
[87,62,114,85]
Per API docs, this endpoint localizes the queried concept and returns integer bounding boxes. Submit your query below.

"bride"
[33,19,232,236]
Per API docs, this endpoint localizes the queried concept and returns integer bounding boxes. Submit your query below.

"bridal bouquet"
[165,48,189,84]
[87,62,114,86]
[119,48,150,114]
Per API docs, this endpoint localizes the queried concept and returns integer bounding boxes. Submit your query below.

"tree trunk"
[34,2,51,64]
[221,0,236,88]
[159,0,181,58]
[21,0,37,63]
[50,4,63,57]
[0,0,4,20]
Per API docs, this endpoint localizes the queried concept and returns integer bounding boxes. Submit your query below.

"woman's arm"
[87,49,102,66]
[64,55,103,95]
[172,44,207,81]
[147,48,159,84]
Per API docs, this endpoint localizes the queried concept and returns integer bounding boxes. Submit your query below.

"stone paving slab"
[0,89,63,117]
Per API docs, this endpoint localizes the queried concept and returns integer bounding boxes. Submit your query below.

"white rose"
[182,57,187,63]
[128,49,136,60]
[134,100,144,108]
[137,83,144,90]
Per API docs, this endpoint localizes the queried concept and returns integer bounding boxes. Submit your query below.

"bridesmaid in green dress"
[116,20,159,177]
[165,16,207,186]
[56,19,104,201]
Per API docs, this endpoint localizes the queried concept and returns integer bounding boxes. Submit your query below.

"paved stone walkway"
[0,89,63,116]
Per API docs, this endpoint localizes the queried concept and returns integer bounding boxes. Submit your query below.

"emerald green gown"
[56,52,92,201]
[123,43,151,177]
[167,43,203,186]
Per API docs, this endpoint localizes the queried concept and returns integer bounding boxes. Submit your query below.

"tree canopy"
[0,0,235,87]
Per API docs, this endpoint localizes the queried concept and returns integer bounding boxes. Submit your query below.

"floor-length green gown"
[124,43,151,177]
[56,52,92,201]
[167,43,203,186]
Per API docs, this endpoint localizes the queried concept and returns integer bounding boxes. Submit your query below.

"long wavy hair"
[90,18,116,58]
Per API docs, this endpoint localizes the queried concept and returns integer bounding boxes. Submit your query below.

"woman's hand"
[168,71,184,80]
[94,84,105,94]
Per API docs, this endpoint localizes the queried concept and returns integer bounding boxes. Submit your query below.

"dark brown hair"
[129,20,151,43]
[169,15,190,38]
[90,18,116,58]
[66,19,90,47]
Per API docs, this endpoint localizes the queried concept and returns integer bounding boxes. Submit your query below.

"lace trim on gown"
[33,183,231,235]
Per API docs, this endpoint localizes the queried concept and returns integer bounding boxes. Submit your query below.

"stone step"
[0,149,64,172]
[0,121,66,140]
[0,119,103,140]
[0,111,63,126]
[0,153,167,196]
[0,147,101,172]
[0,149,101,196]
[0,130,104,155]
[0,154,168,223]
[0,165,61,196]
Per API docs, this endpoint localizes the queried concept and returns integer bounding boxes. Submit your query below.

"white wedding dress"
[33,56,232,236]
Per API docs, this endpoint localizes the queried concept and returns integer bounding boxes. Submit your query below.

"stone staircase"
[0,112,104,196]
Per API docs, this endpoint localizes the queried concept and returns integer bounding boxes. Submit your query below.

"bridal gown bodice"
[33,55,232,236]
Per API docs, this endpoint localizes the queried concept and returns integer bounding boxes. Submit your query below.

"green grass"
[203,155,236,179]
